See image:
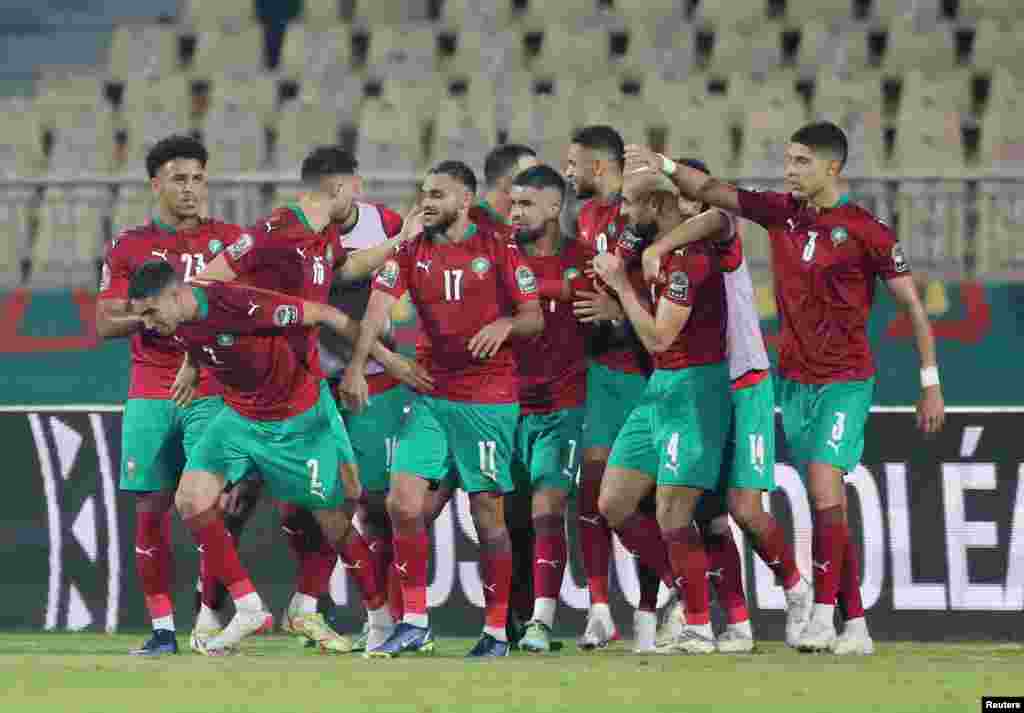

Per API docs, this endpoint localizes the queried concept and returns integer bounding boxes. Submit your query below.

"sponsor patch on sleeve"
[273,304,299,327]
[667,271,689,302]
[515,264,538,294]
[891,243,909,273]
[226,233,254,260]
[377,259,400,289]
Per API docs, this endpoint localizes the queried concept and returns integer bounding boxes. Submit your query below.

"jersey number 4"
[444,269,464,301]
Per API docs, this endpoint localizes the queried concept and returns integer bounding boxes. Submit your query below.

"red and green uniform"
[100,217,240,492]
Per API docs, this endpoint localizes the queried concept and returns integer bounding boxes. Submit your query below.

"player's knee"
[655,489,696,531]
[135,489,174,514]
[726,489,762,530]
[597,489,627,530]
[175,472,219,520]
[386,489,421,530]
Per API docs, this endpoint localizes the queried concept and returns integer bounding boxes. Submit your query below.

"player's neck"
[336,203,359,234]
[482,192,508,219]
[809,183,842,211]
[295,195,331,233]
[157,212,199,233]
[528,225,563,256]
[441,215,474,244]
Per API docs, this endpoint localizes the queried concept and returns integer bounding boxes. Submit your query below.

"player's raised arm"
[336,206,423,284]
[625,144,741,214]
[96,241,146,338]
[640,209,733,283]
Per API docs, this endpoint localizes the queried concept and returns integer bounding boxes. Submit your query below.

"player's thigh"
[120,398,185,492]
[179,395,225,458]
[184,405,257,491]
[606,401,658,480]
[805,378,875,475]
[251,398,344,511]
[445,399,519,495]
[344,384,411,493]
[318,379,356,469]
[776,375,813,471]
[583,361,648,451]
[519,408,584,495]
[391,395,453,484]
[651,364,731,490]
[728,375,777,491]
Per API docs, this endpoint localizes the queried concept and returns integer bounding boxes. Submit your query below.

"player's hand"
[468,317,514,360]
[624,144,663,176]
[387,354,435,393]
[642,245,666,285]
[338,367,370,414]
[916,385,945,436]
[573,285,625,323]
[219,477,262,517]
[340,464,362,503]
[400,204,427,242]
[170,358,199,408]
[592,252,628,293]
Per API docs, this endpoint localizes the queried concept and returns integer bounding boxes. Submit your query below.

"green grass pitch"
[0,633,1020,712]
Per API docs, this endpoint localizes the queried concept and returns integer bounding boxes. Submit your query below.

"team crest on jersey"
[377,259,400,289]
[273,304,299,327]
[217,333,235,347]
[830,226,848,246]
[516,265,538,294]
[564,267,581,281]
[227,234,254,260]
[208,239,223,255]
[891,243,909,273]
[99,263,111,291]
[667,271,689,301]
[471,256,491,275]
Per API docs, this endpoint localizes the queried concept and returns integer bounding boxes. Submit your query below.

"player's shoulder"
[840,203,895,243]
[107,223,160,257]
[198,218,244,239]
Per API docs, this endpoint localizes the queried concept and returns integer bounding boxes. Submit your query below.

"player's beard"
[631,220,659,242]
[514,224,544,246]
[424,208,458,239]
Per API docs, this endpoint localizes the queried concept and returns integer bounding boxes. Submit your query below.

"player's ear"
[149,174,161,197]
[352,175,364,197]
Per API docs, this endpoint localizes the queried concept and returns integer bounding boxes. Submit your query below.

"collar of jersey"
[191,286,210,320]
[476,199,508,224]
[287,203,317,233]
[152,216,177,235]
[828,194,852,210]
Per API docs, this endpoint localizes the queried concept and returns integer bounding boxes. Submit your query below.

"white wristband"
[660,154,677,177]
[920,366,940,388]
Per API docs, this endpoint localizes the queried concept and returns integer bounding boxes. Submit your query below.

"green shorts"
[119,396,225,492]
[185,383,351,510]
[391,395,519,494]
[608,363,731,489]
[513,408,584,494]
[341,383,412,493]
[583,361,649,451]
[776,376,875,477]
[724,374,777,491]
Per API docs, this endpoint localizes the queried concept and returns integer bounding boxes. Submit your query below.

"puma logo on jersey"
[135,546,157,559]
[248,301,260,316]
[394,561,408,576]
[296,247,306,258]
[579,515,602,526]
[707,568,723,579]
[826,440,841,453]
[151,249,169,261]
[483,582,497,594]
[766,558,781,568]
[674,576,686,589]
[812,560,830,574]
[265,222,273,232]
[367,541,381,553]
[416,260,431,273]
[786,218,798,232]
[341,560,363,570]
[536,559,562,569]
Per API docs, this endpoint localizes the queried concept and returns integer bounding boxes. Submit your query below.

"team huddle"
[98,120,945,659]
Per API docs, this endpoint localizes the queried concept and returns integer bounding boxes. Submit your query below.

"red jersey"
[224,205,343,382]
[177,281,317,421]
[574,195,647,375]
[322,202,404,394]
[652,240,728,371]
[518,238,592,414]
[99,218,242,399]
[736,190,910,383]
[374,222,539,404]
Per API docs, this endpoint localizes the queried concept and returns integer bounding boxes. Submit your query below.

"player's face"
[783,142,836,201]
[132,288,185,336]
[152,158,207,222]
[509,185,560,243]
[678,195,703,219]
[621,185,659,240]
[327,174,361,223]
[420,173,469,234]
[565,143,598,198]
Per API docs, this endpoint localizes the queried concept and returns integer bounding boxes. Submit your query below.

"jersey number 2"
[181,253,206,281]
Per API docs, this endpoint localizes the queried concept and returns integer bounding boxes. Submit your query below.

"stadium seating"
[976,182,1024,277]
[108,23,180,79]
[278,23,352,79]
[0,99,45,178]
[0,187,33,288]
[31,187,106,288]
[190,23,267,77]
[897,181,968,275]
[181,0,256,28]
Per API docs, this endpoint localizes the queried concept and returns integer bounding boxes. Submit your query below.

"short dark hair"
[483,144,537,188]
[128,259,179,300]
[571,125,625,170]
[146,134,208,179]
[300,146,359,184]
[790,121,848,169]
[428,160,477,194]
[677,158,710,175]
[512,164,566,200]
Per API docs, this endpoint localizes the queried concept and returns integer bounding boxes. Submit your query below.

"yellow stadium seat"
[504,77,579,169]
[303,0,344,23]
[49,107,118,174]
[971,19,1023,74]
[959,0,1024,22]
[738,77,809,176]
[696,0,769,31]
[529,25,610,82]
[275,100,341,170]
[354,0,433,24]
[664,93,734,175]
[109,23,179,78]
[190,24,266,77]
[896,181,967,275]
[0,184,33,287]
[607,0,685,27]
[0,100,45,177]
[812,72,886,177]
[868,0,918,23]
[364,24,438,78]
[976,182,1024,278]
[881,16,958,76]
[791,21,833,73]
[31,187,108,288]
[516,0,600,26]
[112,185,153,236]
[205,75,277,121]
[278,23,351,79]
[784,0,853,25]
[438,28,518,77]
[429,79,499,167]
[900,69,971,118]
[181,0,256,28]
[612,21,696,80]
[358,94,424,172]
[705,26,782,78]
[575,76,658,147]
[980,103,1024,175]
[892,112,965,177]
[441,0,517,29]
[33,73,108,132]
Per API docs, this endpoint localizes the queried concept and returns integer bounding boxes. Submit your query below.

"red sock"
[532,514,567,603]
[339,528,384,611]
[664,526,711,626]
[393,527,430,620]
[614,512,673,587]
[703,527,749,624]
[480,532,513,633]
[637,564,661,613]
[136,510,173,621]
[364,532,394,607]
[812,505,847,606]
[184,508,255,601]
[578,465,611,605]
[838,533,865,620]
[744,511,801,590]
[387,565,404,621]
[298,539,337,598]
